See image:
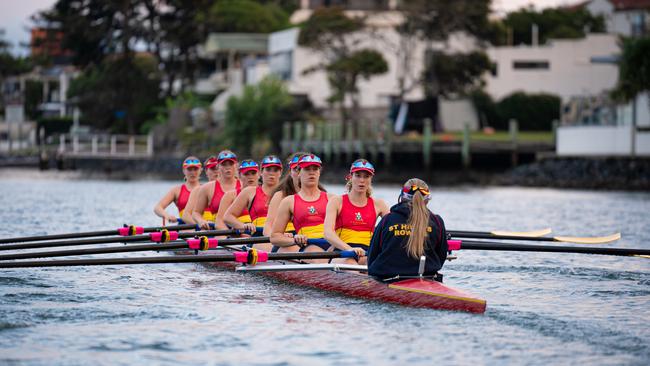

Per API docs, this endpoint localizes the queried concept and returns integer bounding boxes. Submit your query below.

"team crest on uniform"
[308,206,316,214]
[355,212,362,221]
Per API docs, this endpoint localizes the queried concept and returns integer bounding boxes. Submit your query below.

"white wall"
[269,24,477,110]
[485,34,620,102]
[557,125,650,156]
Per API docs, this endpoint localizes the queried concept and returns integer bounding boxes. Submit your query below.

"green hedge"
[471,90,560,131]
[37,117,73,141]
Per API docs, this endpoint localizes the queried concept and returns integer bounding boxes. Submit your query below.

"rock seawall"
[501,157,650,190]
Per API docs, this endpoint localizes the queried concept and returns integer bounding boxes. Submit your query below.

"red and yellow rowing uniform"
[249,186,269,227]
[293,192,328,239]
[176,184,191,217]
[335,194,376,247]
[206,180,242,221]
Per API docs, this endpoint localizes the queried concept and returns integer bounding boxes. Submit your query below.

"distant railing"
[58,133,154,158]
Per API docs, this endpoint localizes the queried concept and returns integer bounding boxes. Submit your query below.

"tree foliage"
[205,0,290,33]
[298,7,387,133]
[400,0,493,43]
[0,29,31,81]
[424,51,493,98]
[224,76,293,156]
[396,1,493,100]
[498,7,605,46]
[68,55,161,134]
[612,36,650,102]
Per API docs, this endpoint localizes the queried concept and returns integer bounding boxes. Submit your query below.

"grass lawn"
[395,131,554,144]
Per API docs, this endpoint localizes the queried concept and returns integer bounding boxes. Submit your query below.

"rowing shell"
[190,250,486,314]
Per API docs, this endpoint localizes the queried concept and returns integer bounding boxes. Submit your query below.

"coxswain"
[323,159,389,264]
[367,178,448,280]
[153,156,202,224]
[180,156,219,224]
[188,150,241,229]
[214,159,262,229]
[223,155,283,249]
[270,154,333,262]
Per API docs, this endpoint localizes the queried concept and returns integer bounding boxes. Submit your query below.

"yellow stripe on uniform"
[336,228,371,246]
[238,214,252,223]
[202,211,216,222]
[297,224,325,239]
[252,217,267,227]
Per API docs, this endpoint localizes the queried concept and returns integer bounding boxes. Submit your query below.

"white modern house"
[484,34,620,102]
[270,4,481,131]
[586,0,650,36]
[553,0,650,156]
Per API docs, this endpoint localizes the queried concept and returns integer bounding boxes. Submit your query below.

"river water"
[0,172,648,365]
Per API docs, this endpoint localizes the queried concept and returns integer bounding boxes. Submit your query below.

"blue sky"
[1,0,578,56]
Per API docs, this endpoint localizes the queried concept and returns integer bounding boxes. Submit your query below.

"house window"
[631,12,646,36]
[512,61,549,70]
[270,51,293,81]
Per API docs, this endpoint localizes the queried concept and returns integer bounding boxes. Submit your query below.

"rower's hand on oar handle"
[293,234,308,247]
[242,223,257,234]
[164,214,178,223]
[197,219,213,230]
[351,247,366,258]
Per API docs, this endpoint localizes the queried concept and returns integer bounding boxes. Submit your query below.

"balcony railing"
[58,133,154,158]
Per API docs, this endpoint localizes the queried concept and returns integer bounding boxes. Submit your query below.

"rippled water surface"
[0,172,649,365]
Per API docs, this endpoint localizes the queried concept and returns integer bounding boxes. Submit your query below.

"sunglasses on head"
[239,160,259,170]
[351,159,374,171]
[218,151,237,161]
[299,154,322,164]
[183,158,202,167]
[262,155,282,166]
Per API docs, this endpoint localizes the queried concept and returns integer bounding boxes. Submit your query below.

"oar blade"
[553,232,621,244]
[490,228,552,237]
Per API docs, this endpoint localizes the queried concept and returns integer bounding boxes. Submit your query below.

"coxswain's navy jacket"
[367,201,448,279]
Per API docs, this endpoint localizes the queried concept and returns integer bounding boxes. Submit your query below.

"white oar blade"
[553,232,621,244]
[490,228,552,237]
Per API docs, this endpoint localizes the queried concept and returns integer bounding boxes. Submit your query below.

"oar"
[449,228,552,238]
[451,231,621,244]
[0,237,271,261]
[0,250,359,269]
[0,228,253,251]
[0,223,214,244]
[446,239,650,257]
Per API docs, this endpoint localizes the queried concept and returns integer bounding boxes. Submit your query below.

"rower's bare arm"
[215,192,236,230]
[224,187,253,230]
[153,186,179,221]
[263,191,284,236]
[192,185,211,228]
[270,197,295,247]
[181,188,199,224]
[376,198,390,217]
[323,196,350,251]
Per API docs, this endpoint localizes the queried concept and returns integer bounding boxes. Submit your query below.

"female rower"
[179,156,219,224]
[262,152,305,236]
[214,159,263,230]
[203,156,219,181]
[367,178,448,280]
[223,155,283,248]
[323,159,389,265]
[188,150,241,229]
[270,154,334,262]
[153,156,202,224]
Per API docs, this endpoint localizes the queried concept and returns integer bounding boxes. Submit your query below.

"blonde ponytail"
[402,178,431,259]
